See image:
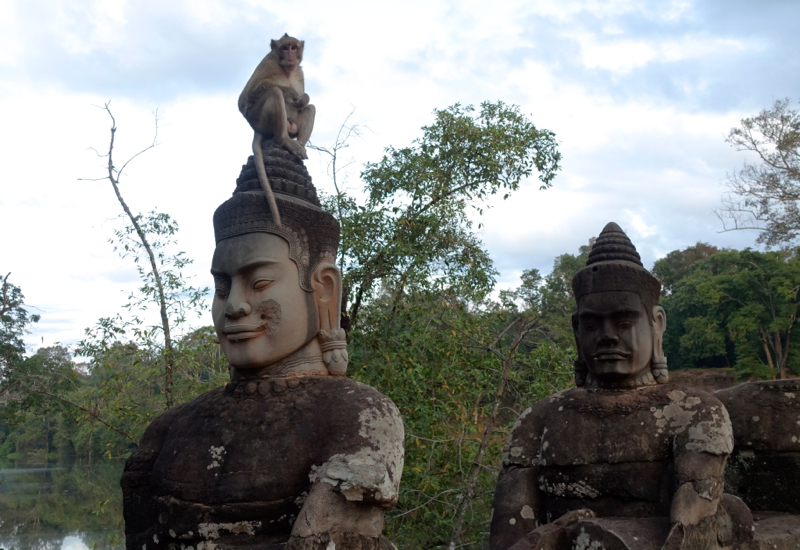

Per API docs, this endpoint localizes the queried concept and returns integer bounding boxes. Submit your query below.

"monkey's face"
[271,36,304,70]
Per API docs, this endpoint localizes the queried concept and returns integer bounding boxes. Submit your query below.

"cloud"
[1,0,794,350]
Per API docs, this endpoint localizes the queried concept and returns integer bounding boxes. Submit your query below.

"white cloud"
[0,0,789,351]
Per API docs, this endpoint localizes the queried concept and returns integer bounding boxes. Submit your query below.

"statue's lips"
[223,324,266,341]
[592,350,631,361]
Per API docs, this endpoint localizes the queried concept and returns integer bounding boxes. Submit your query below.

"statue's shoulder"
[124,398,196,475]
[313,376,401,418]
[502,388,577,467]
[309,376,404,507]
[653,384,733,456]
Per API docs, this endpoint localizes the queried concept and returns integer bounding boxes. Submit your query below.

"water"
[0,460,124,550]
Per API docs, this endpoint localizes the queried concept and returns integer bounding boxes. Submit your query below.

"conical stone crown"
[587,222,642,266]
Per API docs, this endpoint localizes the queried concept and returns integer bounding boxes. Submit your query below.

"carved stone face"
[211,232,317,370]
[574,290,654,384]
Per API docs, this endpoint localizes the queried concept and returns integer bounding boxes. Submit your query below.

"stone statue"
[121,144,404,550]
[490,223,736,550]
[715,380,800,544]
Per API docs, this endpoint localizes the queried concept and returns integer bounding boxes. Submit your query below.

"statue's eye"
[618,320,633,328]
[214,276,230,298]
[254,279,273,291]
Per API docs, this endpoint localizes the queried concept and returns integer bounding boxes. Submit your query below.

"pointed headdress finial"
[572,221,660,305]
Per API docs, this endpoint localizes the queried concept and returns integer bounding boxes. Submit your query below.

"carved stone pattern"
[739,381,800,411]
[225,373,331,399]
[235,140,319,206]
[560,390,671,418]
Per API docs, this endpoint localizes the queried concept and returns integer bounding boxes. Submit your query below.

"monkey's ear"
[299,40,305,50]
[271,39,279,51]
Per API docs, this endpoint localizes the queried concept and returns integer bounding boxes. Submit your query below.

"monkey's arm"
[286,482,385,550]
[292,93,310,109]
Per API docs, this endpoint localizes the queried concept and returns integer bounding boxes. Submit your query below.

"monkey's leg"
[294,104,316,147]
[253,88,307,159]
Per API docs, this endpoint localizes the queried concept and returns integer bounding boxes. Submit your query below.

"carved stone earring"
[574,359,588,387]
[651,356,668,384]
[318,328,349,375]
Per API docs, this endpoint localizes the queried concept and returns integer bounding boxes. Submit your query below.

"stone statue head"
[211,150,348,378]
[570,222,667,389]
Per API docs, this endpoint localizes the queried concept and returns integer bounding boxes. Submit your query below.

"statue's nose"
[597,321,619,344]
[225,301,252,319]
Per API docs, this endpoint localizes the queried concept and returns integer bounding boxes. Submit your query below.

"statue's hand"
[552,508,595,527]
[660,523,685,550]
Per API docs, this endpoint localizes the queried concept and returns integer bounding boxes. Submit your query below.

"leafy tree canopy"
[652,242,720,296]
[328,101,561,331]
[663,248,800,378]
[718,98,800,247]
[0,273,40,379]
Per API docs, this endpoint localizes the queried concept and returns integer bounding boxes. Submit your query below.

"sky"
[1,0,798,352]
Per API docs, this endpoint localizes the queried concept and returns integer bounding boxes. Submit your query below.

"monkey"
[238,34,316,228]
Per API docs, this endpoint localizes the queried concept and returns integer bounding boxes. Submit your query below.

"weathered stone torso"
[503,384,732,524]
[716,380,800,513]
[122,375,403,549]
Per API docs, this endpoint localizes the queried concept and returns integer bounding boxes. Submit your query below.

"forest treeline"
[1,99,799,549]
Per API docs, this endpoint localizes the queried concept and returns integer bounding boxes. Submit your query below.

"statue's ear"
[311,262,342,332]
[652,305,666,356]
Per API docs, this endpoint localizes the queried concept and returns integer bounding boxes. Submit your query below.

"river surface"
[0,459,124,550]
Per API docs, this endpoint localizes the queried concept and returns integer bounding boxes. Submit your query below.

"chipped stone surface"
[122,376,404,549]
[572,527,603,550]
[492,384,734,548]
[310,404,404,504]
[206,446,225,470]
[717,380,800,513]
[521,505,535,520]
[197,521,261,538]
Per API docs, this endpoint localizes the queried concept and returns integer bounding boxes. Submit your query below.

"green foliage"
[652,242,720,296]
[0,274,40,378]
[351,289,572,549]
[327,101,561,331]
[662,248,800,378]
[719,98,800,247]
[501,240,591,347]
[318,102,566,548]
[110,211,208,336]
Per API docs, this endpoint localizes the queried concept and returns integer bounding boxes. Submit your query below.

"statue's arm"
[288,389,404,550]
[121,406,182,549]
[286,481,386,550]
[490,464,541,550]
[662,394,733,549]
[490,406,543,550]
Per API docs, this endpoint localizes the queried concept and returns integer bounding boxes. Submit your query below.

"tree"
[718,98,800,247]
[351,286,573,549]
[315,101,565,548]
[652,242,720,296]
[666,249,800,378]
[0,273,40,384]
[501,239,592,347]
[327,101,561,331]
[79,104,208,409]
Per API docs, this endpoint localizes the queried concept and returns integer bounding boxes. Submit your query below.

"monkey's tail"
[253,132,283,229]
